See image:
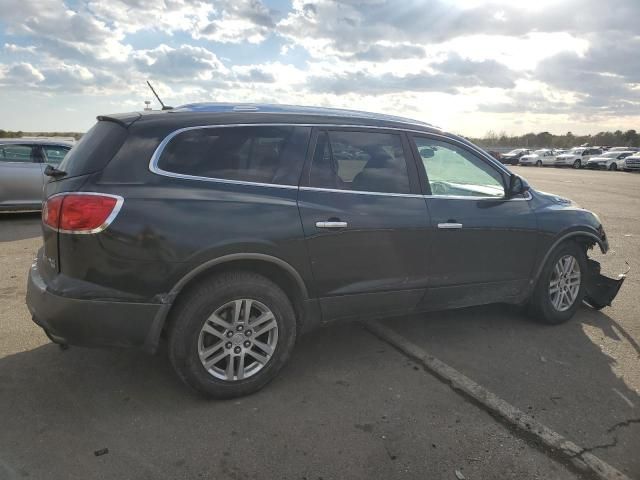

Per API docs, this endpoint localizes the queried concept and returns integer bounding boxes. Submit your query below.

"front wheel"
[529,242,587,325]
[608,163,617,171]
[168,272,297,398]
[536,160,543,167]
[573,159,581,169]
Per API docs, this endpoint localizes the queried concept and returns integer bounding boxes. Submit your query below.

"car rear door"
[408,134,538,310]
[297,127,431,322]
[0,144,44,208]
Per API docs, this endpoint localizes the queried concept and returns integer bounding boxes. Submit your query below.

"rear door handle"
[438,222,463,229]
[316,221,348,229]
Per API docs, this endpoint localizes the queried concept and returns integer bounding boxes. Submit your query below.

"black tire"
[536,160,543,167]
[529,242,587,325]
[608,163,617,171]
[168,272,297,398]
[573,159,581,169]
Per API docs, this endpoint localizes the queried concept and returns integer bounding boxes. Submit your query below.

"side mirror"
[507,174,529,198]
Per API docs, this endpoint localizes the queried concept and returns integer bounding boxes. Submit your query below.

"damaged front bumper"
[584,259,627,310]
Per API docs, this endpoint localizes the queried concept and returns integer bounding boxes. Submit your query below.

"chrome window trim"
[43,192,124,234]
[148,122,512,190]
[299,186,424,198]
[300,185,532,201]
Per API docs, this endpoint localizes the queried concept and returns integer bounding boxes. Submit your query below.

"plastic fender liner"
[584,259,627,310]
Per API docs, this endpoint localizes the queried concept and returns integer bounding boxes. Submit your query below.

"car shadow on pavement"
[0,212,41,242]
[0,320,580,480]
[380,304,640,476]
[0,306,638,478]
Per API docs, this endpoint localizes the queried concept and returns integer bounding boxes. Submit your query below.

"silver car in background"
[519,149,556,166]
[0,139,72,211]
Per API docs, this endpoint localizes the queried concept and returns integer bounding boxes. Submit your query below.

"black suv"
[26,104,624,398]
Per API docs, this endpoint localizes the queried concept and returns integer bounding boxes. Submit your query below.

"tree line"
[0,130,82,140]
[471,129,640,149]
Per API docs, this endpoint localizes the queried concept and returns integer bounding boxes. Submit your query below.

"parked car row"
[496,146,640,171]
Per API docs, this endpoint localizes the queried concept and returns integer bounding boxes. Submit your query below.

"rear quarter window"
[59,121,128,178]
[156,126,310,186]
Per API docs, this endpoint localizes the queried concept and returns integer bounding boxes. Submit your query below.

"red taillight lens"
[43,195,64,230]
[43,193,122,233]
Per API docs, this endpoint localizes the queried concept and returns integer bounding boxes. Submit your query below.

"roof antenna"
[146,81,173,110]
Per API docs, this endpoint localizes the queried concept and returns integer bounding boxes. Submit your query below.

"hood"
[587,156,609,162]
[534,190,575,206]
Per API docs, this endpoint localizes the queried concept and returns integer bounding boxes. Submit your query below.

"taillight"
[43,193,123,234]
[42,195,64,230]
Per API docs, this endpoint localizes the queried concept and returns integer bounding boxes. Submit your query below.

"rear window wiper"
[44,164,67,178]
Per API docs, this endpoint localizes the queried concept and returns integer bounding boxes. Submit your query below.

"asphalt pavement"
[1,167,638,480]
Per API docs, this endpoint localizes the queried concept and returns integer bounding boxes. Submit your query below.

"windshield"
[533,150,547,155]
[568,148,583,154]
[601,152,620,158]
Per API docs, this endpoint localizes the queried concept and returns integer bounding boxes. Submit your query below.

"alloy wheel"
[548,255,581,312]
[197,299,278,381]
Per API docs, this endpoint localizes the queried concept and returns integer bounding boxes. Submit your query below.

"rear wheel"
[536,160,543,167]
[530,242,587,325]
[573,159,581,169]
[168,272,297,398]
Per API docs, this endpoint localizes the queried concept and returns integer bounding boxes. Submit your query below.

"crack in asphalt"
[606,418,640,434]
[579,418,640,454]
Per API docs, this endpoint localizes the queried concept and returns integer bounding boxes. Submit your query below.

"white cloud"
[1,62,45,84]
[133,44,228,80]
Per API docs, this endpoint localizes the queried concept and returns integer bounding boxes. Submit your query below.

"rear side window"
[309,130,411,194]
[157,126,310,186]
[0,144,33,163]
[59,121,128,178]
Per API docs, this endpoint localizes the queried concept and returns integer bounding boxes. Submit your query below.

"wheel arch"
[532,230,606,286]
[143,254,311,353]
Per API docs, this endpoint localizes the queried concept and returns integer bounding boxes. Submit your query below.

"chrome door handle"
[316,221,348,229]
[438,222,463,229]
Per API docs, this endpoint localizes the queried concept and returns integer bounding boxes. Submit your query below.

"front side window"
[309,130,411,194]
[413,137,505,198]
[0,144,33,163]
[42,145,71,165]
[157,126,309,185]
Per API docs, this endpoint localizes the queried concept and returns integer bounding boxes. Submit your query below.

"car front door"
[297,128,430,322]
[0,144,44,208]
[409,135,539,310]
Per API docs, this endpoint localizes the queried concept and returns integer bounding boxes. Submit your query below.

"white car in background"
[586,151,636,171]
[519,149,556,167]
[623,153,640,171]
[555,147,603,169]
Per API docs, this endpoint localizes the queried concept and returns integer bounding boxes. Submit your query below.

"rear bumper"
[26,259,162,350]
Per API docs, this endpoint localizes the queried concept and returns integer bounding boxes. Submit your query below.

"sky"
[0,0,639,136]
